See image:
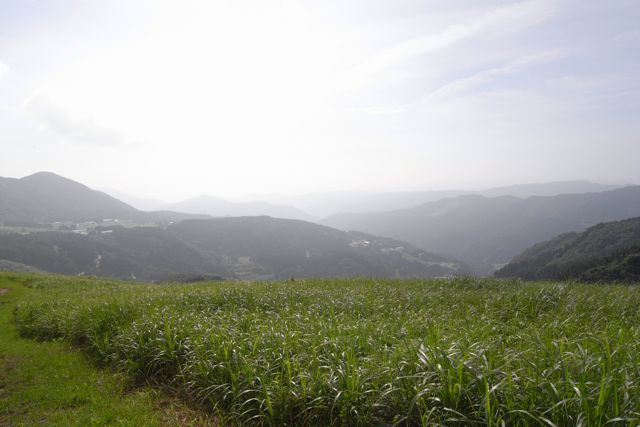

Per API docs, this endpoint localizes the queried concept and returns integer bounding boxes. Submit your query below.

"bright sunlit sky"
[1,0,639,201]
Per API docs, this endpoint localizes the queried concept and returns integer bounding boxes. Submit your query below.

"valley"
[3,172,638,282]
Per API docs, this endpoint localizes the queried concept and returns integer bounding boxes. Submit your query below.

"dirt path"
[0,288,9,295]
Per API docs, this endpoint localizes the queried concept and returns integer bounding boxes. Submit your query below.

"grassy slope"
[0,274,212,426]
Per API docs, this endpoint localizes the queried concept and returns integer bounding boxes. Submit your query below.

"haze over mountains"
[100,189,168,212]
[261,181,621,218]
[0,172,468,281]
[102,190,315,221]
[105,180,620,220]
[322,186,640,273]
[162,195,314,221]
[1,171,639,281]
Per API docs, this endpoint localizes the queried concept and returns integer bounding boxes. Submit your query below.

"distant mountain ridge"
[478,181,620,199]
[321,186,640,273]
[0,217,469,281]
[495,217,640,282]
[101,188,168,211]
[163,195,314,221]
[260,180,621,218]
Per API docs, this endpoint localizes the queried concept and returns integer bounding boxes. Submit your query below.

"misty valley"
[3,172,640,283]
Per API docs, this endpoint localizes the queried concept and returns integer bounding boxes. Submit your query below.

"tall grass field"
[11,275,640,425]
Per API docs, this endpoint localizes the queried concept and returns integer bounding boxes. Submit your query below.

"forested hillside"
[0,217,468,281]
[495,217,640,282]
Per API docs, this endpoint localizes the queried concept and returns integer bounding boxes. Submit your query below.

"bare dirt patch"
[0,288,9,295]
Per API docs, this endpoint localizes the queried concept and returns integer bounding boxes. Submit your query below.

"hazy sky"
[1,0,638,201]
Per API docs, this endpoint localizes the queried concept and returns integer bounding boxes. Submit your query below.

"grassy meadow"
[6,273,640,425]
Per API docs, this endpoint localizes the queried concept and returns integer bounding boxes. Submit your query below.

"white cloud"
[339,0,555,90]
[353,49,568,115]
[26,95,125,146]
[420,49,568,103]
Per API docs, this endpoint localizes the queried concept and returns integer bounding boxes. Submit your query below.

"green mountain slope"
[495,217,640,282]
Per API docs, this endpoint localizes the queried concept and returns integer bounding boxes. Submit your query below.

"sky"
[0,0,639,201]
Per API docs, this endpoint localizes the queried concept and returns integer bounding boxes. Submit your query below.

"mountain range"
[0,172,468,281]
[104,180,619,219]
[2,171,638,280]
[261,181,620,218]
[322,186,640,273]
